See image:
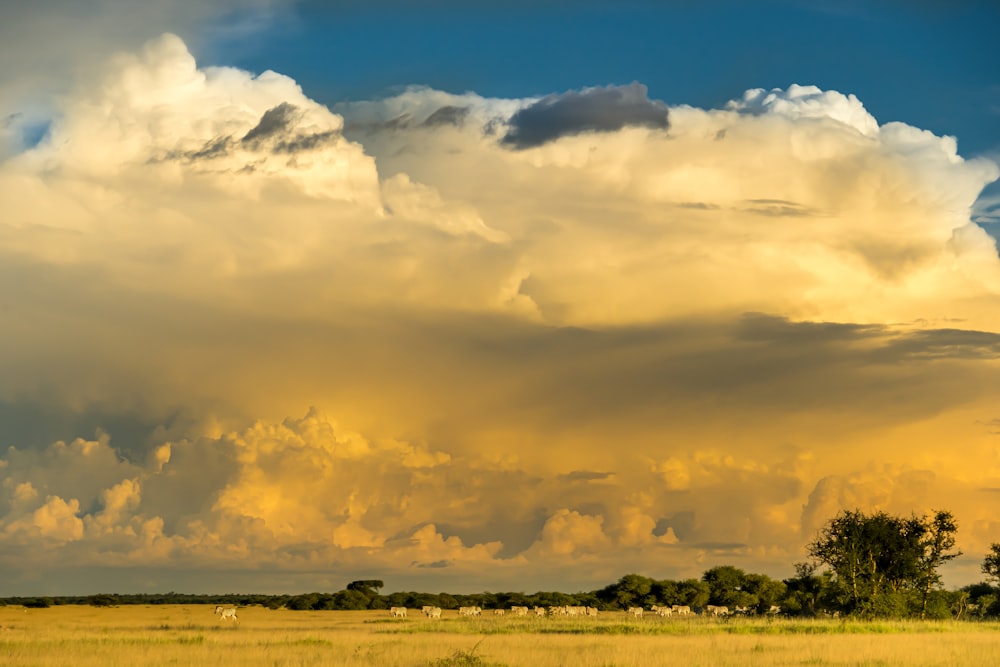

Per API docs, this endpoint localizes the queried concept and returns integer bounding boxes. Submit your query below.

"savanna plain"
[2,605,999,667]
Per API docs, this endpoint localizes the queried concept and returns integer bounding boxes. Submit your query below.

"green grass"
[377,615,1000,637]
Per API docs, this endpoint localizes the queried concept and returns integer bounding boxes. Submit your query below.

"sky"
[0,0,999,596]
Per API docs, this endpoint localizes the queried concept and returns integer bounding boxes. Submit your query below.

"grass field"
[1,605,998,666]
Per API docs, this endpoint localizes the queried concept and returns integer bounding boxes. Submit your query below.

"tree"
[596,574,653,609]
[982,543,1000,584]
[807,508,959,617]
[743,573,786,613]
[782,562,826,616]
[346,580,384,596]
[87,594,119,607]
[650,579,679,606]
[675,579,711,609]
[915,511,961,619]
[702,566,753,607]
[332,589,370,610]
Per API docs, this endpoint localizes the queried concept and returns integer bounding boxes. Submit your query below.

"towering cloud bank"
[0,34,998,594]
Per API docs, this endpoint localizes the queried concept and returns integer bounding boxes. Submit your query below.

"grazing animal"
[214,606,238,622]
[627,607,643,618]
[389,607,407,618]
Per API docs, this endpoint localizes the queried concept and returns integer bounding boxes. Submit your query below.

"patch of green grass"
[174,635,205,645]
[428,639,506,667]
[147,623,200,631]
[270,637,333,647]
[380,616,1000,638]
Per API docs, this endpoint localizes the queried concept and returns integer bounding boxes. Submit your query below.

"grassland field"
[1,604,998,666]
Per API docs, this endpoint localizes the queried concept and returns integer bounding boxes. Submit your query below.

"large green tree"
[807,509,959,617]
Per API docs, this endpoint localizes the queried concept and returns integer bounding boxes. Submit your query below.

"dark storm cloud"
[272,130,339,153]
[438,508,549,559]
[875,327,1000,362]
[654,512,694,540]
[240,102,340,153]
[560,470,615,482]
[152,102,339,163]
[676,202,721,210]
[422,311,1000,436]
[421,105,470,128]
[740,198,818,217]
[501,82,668,149]
[151,135,234,163]
[242,102,299,145]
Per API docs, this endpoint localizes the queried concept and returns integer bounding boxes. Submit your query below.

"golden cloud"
[0,34,998,592]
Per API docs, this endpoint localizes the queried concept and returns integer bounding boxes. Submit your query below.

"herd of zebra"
[212,603,783,622]
[387,604,782,619]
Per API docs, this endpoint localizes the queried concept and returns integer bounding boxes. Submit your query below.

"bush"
[88,594,120,607]
[23,597,53,609]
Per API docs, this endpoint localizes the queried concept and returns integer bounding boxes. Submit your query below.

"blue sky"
[213,1,1000,158]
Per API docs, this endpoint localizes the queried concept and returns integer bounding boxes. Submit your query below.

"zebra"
[214,606,238,622]
[389,606,407,618]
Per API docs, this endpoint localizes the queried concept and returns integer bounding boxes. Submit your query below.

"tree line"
[5,508,1000,619]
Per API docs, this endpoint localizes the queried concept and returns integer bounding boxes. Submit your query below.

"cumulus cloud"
[340,81,999,328]
[730,84,879,137]
[1,33,999,593]
[0,0,291,160]
[501,82,668,149]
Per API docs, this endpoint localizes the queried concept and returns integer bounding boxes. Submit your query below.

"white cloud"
[0,34,999,592]
[528,509,610,557]
[731,84,880,137]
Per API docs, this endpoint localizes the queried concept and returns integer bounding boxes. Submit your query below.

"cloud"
[340,82,999,328]
[730,84,879,137]
[0,34,999,593]
[421,105,470,128]
[0,1,292,159]
[243,102,300,144]
[501,82,669,149]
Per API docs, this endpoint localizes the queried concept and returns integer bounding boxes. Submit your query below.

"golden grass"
[1,605,998,666]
